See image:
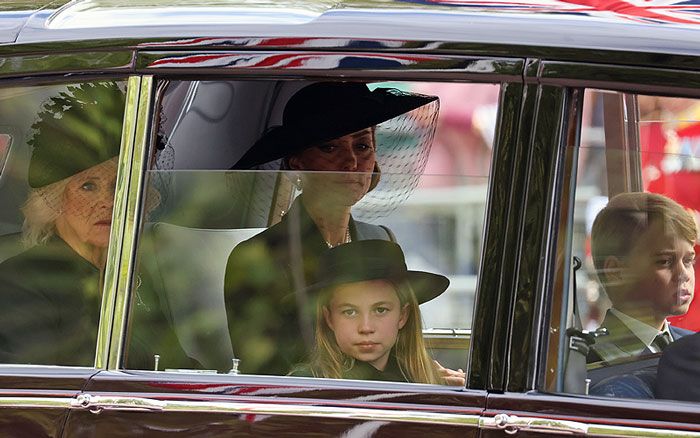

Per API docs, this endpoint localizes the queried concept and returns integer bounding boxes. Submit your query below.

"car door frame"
[481,60,700,436]
[60,47,529,435]
[0,48,138,436]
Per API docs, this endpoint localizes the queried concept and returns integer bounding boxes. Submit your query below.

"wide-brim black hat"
[232,82,438,169]
[305,239,449,305]
[27,82,125,188]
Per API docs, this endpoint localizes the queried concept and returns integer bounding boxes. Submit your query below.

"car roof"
[5,0,700,66]
[0,0,65,44]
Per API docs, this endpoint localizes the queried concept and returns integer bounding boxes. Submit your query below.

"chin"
[88,235,111,249]
[669,305,691,316]
[330,193,364,207]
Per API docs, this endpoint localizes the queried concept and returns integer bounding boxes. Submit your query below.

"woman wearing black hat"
[223,82,439,375]
[0,82,125,366]
[289,240,463,385]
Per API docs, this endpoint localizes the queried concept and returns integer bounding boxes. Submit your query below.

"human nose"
[97,186,115,210]
[337,145,358,171]
[675,260,692,282]
[357,313,375,334]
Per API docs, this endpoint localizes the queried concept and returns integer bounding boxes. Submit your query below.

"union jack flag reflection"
[397,0,700,25]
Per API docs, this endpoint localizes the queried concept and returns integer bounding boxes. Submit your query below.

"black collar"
[344,354,408,382]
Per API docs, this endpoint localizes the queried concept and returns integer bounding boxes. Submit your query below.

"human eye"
[656,257,673,268]
[354,142,375,154]
[340,308,357,317]
[374,306,390,315]
[684,255,696,267]
[317,144,336,153]
[80,180,97,192]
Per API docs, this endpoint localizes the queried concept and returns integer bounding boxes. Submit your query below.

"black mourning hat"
[307,240,449,304]
[232,82,438,169]
[27,82,126,188]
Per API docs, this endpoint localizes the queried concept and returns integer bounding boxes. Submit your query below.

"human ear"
[398,303,409,330]
[322,306,335,332]
[603,256,625,285]
[288,155,303,170]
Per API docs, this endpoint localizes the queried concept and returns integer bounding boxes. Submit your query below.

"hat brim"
[232,89,437,170]
[303,269,449,305]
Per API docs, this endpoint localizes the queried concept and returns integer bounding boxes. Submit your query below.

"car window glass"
[0,80,127,367]
[124,79,499,386]
[0,133,11,178]
[553,89,700,402]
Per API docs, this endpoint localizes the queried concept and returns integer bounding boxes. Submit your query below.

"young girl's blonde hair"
[302,279,443,384]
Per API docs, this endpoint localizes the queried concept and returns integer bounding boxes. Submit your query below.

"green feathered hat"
[27,81,126,188]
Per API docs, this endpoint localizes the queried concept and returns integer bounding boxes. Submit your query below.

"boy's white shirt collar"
[609,308,672,354]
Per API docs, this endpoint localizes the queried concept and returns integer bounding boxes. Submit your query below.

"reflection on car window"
[125,80,498,385]
[0,133,11,178]
[0,80,126,366]
[554,89,700,402]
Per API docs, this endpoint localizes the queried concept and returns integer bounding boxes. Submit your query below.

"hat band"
[317,263,408,289]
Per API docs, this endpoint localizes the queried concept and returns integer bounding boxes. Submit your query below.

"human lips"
[355,341,380,351]
[332,175,367,185]
[676,289,693,303]
[94,219,112,227]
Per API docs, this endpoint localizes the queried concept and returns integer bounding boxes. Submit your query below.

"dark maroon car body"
[1,0,700,436]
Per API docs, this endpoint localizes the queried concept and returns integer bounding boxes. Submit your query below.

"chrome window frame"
[111,50,526,389]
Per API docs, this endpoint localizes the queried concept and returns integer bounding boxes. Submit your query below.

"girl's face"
[288,128,376,207]
[55,159,117,250]
[323,279,408,371]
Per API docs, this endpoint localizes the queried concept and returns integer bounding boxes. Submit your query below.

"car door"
[59,49,526,435]
[481,61,700,436]
[0,66,136,438]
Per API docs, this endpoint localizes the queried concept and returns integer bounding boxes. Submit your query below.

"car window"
[0,79,127,367]
[0,133,11,178]
[123,79,499,385]
[551,89,700,402]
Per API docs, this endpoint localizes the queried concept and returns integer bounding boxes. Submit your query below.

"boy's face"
[617,232,695,319]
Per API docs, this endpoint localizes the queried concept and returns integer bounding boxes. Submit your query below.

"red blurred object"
[640,116,700,331]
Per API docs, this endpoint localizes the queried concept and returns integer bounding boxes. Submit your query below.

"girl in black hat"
[223,82,439,375]
[290,240,463,385]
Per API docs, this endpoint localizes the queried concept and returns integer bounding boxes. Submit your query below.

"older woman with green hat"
[0,81,125,366]
[223,82,439,375]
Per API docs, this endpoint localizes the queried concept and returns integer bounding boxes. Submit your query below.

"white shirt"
[610,308,672,354]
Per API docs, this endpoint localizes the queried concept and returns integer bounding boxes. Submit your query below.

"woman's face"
[323,279,408,371]
[55,158,118,250]
[289,128,376,206]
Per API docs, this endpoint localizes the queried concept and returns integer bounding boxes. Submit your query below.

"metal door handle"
[71,394,166,414]
[481,413,588,435]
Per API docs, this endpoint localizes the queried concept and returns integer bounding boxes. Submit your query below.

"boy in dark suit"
[588,192,696,365]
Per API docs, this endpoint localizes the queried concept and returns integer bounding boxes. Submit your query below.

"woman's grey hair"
[20,178,68,247]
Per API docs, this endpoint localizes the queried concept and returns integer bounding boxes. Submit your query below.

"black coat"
[655,331,700,401]
[0,236,196,370]
[290,354,408,382]
[587,310,693,399]
[0,237,101,366]
[223,196,393,375]
[587,310,692,364]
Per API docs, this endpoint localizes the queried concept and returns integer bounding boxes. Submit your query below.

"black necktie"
[651,332,672,352]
